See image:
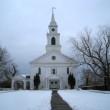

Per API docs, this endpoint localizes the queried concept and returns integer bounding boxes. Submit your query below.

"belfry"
[46,8,61,52]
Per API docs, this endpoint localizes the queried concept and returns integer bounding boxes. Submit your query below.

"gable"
[30,51,75,64]
[12,74,25,80]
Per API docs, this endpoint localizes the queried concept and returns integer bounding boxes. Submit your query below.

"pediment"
[30,51,75,64]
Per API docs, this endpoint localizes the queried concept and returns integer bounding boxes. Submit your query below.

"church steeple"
[46,8,61,53]
[49,7,58,33]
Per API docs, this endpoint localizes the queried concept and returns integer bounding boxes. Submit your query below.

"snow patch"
[0,90,52,110]
[58,90,110,110]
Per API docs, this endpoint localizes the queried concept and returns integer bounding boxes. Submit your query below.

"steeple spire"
[50,7,57,26]
[51,7,56,23]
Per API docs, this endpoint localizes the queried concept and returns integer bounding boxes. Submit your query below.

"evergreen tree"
[34,73,40,89]
[68,74,76,89]
[34,76,36,89]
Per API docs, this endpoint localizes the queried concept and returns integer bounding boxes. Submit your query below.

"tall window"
[51,37,56,45]
[51,69,57,74]
[53,69,55,74]
[38,68,41,74]
[67,67,69,74]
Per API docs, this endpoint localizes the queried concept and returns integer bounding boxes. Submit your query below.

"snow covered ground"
[0,90,52,110]
[0,90,110,110]
[58,90,110,110]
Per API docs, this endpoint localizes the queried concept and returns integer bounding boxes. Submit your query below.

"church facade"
[11,10,77,90]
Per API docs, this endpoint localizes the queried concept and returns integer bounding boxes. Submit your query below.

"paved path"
[51,91,72,110]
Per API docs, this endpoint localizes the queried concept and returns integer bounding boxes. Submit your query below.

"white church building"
[11,10,78,90]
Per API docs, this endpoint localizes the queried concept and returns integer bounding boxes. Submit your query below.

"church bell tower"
[46,8,61,53]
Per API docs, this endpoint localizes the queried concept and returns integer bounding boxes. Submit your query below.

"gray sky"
[0,0,110,74]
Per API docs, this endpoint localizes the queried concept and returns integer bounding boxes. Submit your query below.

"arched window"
[51,37,56,45]
[38,68,41,74]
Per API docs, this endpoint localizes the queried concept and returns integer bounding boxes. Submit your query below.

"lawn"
[0,90,52,110]
[0,90,110,110]
[58,90,110,110]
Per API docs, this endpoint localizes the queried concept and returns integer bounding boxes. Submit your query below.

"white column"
[60,66,63,89]
[23,80,26,90]
[30,80,33,90]
[45,79,47,89]
[47,79,49,89]
[30,75,34,90]
[60,78,63,89]
[75,79,79,90]
[74,70,79,90]
[30,82,32,90]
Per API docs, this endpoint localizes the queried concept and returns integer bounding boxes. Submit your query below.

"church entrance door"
[49,80,60,89]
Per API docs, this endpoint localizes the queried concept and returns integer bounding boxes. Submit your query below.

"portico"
[11,73,30,90]
[45,75,63,90]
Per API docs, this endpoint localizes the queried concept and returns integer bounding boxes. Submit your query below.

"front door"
[49,80,60,89]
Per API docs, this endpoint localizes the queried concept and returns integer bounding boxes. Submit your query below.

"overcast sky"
[0,0,110,74]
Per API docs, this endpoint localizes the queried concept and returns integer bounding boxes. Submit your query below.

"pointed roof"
[50,7,57,26]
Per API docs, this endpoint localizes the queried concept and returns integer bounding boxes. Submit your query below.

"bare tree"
[0,46,9,67]
[81,68,103,86]
[71,26,110,90]
[0,45,18,81]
